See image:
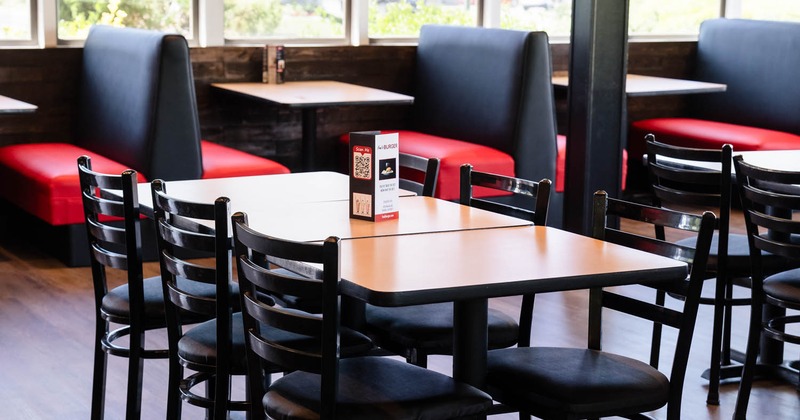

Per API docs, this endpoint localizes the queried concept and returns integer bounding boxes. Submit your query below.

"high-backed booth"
[0,25,289,265]
[341,25,562,225]
[630,19,800,166]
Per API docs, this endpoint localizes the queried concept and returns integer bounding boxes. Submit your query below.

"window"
[0,0,33,41]
[499,0,571,37]
[369,0,478,39]
[224,0,345,40]
[57,0,193,40]
[629,0,720,37]
[741,0,800,22]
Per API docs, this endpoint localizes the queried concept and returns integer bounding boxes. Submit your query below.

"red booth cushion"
[630,118,800,162]
[0,143,147,226]
[200,140,290,179]
[554,135,627,193]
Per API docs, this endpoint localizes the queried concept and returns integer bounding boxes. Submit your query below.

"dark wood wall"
[0,41,695,172]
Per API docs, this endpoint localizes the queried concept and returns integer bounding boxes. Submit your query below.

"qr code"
[353,152,372,180]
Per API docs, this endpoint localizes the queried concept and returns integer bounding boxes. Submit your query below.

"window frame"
[0,0,754,48]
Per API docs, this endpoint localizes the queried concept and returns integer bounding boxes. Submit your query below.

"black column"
[563,0,629,234]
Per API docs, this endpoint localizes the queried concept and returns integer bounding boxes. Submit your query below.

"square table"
[552,73,727,97]
[135,171,415,217]
[339,225,689,387]
[211,81,414,170]
[0,94,37,114]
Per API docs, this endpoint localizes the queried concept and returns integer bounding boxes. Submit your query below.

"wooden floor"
[1,213,798,419]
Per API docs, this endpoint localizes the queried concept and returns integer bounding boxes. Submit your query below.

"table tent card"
[349,131,399,222]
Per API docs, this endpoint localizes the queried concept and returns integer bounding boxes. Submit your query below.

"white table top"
[552,73,727,97]
[241,196,532,242]
[211,80,414,108]
[656,149,800,173]
[0,94,37,114]
[136,171,415,215]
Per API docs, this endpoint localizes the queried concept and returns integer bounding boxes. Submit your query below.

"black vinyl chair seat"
[179,312,375,370]
[486,347,669,416]
[101,277,230,325]
[763,268,800,303]
[264,356,491,420]
[365,302,518,352]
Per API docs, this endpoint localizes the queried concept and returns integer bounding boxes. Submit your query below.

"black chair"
[79,155,173,419]
[231,212,493,420]
[733,155,800,419]
[151,179,246,419]
[484,191,715,420]
[398,152,440,197]
[645,135,798,404]
[362,163,551,367]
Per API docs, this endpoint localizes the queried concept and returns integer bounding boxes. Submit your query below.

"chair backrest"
[645,134,732,256]
[232,212,342,418]
[399,152,439,197]
[78,155,145,321]
[459,163,551,346]
[412,24,558,184]
[590,190,715,418]
[78,25,203,180]
[459,163,551,226]
[150,179,233,359]
[733,155,800,267]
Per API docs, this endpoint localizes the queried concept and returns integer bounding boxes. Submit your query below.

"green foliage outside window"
[369,0,474,37]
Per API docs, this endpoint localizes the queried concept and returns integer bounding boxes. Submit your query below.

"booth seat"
[340,25,563,224]
[0,25,288,266]
[630,19,800,166]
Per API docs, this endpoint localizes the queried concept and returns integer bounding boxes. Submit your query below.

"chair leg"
[722,277,735,365]
[165,356,183,420]
[706,274,727,405]
[733,289,764,419]
[91,321,108,420]
[125,328,145,420]
[649,290,665,368]
[213,371,231,420]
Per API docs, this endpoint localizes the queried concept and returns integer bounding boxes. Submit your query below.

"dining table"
[134,171,689,389]
[0,94,37,114]
[211,81,414,170]
[552,73,727,97]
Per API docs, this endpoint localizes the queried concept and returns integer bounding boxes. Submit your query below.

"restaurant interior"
[1,1,800,419]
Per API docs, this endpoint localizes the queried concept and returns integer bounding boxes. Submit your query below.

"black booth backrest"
[411,25,558,183]
[77,25,203,180]
[692,18,800,136]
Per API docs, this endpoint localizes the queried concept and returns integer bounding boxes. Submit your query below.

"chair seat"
[365,302,519,352]
[101,276,230,327]
[764,268,800,304]
[676,232,800,276]
[179,312,374,371]
[486,347,669,417]
[264,356,492,420]
[200,140,290,179]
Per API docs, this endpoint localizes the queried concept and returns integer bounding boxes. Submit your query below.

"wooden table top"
[241,196,532,242]
[211,80,414,108]
[340,225,688,306]
[0,94,37,114]
[552,73,727,97]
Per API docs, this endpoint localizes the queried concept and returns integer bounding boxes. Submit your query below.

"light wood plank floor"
[1,213,798,419]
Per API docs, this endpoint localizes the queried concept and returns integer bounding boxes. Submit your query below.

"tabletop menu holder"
[349,131,399,222]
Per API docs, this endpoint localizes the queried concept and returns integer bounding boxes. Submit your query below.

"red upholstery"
[341,131,515,201]
[630,118,800,162]
[200,141,290,179]
[0,143,147,226]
